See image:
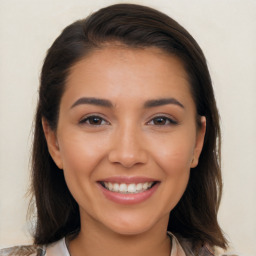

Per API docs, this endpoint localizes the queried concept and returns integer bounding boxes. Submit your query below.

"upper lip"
[98,176,159,184]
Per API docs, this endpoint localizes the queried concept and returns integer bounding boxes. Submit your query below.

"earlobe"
[190,116,206,168]
[42,118,63,169]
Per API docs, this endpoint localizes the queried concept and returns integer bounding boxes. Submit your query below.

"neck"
[68,214,171,256]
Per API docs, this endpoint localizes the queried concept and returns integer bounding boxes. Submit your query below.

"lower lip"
[98,182,160,205]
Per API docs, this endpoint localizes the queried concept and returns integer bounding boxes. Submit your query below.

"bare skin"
[68,215,171,256]
[43,46,206,256]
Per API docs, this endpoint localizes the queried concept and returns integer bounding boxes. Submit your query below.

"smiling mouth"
[99,181,158,194]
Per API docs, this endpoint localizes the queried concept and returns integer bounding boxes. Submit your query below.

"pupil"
[90,117,101,124]
[154,117,166,125]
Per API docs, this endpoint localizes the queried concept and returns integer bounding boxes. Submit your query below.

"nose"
[108,126,148,168]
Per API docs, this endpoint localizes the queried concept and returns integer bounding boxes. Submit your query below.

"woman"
[0,3,233,256]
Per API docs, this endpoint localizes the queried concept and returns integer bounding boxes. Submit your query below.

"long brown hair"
[31,3,227,250]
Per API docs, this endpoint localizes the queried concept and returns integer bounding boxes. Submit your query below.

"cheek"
[57,133,110,208]
[59,131,106,167]
[154,138,193,210]
[151,132,195,175]
[57,132,109,190]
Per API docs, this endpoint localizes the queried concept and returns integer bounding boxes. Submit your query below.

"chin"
[101,211,169,236]
[109,224,155,236]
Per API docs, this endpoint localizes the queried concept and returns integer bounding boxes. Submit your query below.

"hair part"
[31,3,227,250]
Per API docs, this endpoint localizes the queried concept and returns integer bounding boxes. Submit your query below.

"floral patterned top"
[0,232,238,256]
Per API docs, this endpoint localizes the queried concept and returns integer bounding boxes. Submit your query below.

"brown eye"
[88,116,103,125]
[80,116,109,126]
[148,116,177,126]
[153,117,168,125]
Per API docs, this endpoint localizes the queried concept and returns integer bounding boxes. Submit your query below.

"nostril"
[108,150,148,168]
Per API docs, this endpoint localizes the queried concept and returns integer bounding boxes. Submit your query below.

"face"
[43,46,206,236]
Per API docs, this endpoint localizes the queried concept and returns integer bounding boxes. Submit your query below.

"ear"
[190,116,206,168]
[42,118,63,169]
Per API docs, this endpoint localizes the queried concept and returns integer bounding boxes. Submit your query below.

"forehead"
[68,45,189,79]
[63,46,194,109]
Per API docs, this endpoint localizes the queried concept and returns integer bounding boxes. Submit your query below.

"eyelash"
[79,115,110,126]
[79,115,178,127]
[147,115,178,126]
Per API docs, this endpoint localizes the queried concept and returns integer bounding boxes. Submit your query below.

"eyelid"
[79,114,110,126]
[78,113,178,126]
[146,114,178,126]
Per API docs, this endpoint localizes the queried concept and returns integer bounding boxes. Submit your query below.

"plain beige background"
[0,0,255,255]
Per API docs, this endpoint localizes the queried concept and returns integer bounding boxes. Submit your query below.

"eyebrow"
[70,97,184,109]
[70,97,113,109]
[144,98,184,109]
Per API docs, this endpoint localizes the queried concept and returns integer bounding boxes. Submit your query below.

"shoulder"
[168,232,213,256]
[0,238,68,256]
[168,232,239,256]
[213,246,240,256]
[0,245,45,256]
[0,238,70,256]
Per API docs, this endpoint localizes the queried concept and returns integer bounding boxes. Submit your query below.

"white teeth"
[108,182,113,191]
[113,183,119,192]
[127,184,136,193]
[119,183,127,192]
[142,182,149,190]
[103,182,154,194]
[136,183,143,191]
